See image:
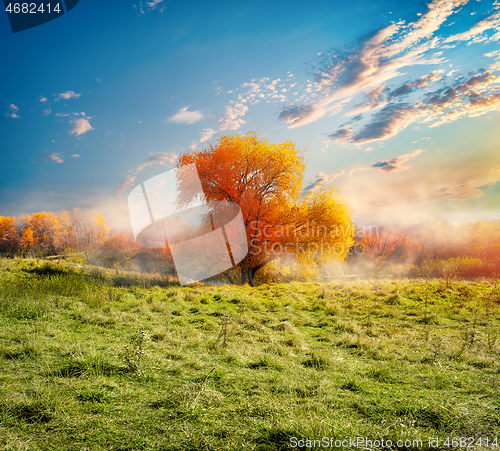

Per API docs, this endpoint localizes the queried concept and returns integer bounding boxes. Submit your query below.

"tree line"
[0,209,109,256]
[348,220,500,278]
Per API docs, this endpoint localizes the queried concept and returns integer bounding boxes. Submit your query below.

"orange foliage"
[357,227,412,264]
[0,209,110,256]
[178,132,353,285]
[351,220,500,277]
[0,216,18,252]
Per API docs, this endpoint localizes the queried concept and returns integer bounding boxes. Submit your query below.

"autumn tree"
[70,209,109,250]
[0,209,110,257]
[17,212,61,254]
[356,226,411,264]
[177,132,354,286]
[0,216,18,254]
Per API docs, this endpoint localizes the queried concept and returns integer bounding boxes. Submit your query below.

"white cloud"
[134,152,178,173]
[47,153,63,164]
[71,154,81,158]
[200,128,215,143]
[39,96,48,103]
[219,102,248,130]
[134,0,165,13]
[445,10,500,43]
[55,91,81,101]
[69,117,93,136]
[7,104,19,118]
[43,108,51,116]
[168,107,203,124]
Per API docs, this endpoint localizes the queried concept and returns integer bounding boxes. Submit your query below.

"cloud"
[134,0,166,13]
[135,152,178,173]
[168,107,203,125]
[275,0,472,130]
[427,71,498,110]
[445,9,500,43]
[278,104,325,127]
[7,104,19,118]
[327,66,500,143]
[70,154,80,158]
[55,91,81,101]
[43,108,51,116]
[212,0,498,148]
[347,84,388,116]
[116,175,136,197]
[116,151,178,197]
[349,149,427,174]
[69,116,93,136]
[493,164,500,173]
[431,91,500,126]
[388,71,443,98]
[425,70,500,126]
[430,179,484,200]
[46,153,63,164]
[350,104,424,144]
[277,0,466,128]
[215,76,292,131]
[200,128,215,143]
[219,102,248,130]
[328,127,354,144]
[39,96,48,103]
[302,170,345,196]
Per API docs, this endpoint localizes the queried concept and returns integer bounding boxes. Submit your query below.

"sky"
[1,0,500,230]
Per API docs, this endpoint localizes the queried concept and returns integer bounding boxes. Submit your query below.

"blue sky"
[1,0,500,229]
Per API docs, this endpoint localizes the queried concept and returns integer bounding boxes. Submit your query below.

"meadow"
[0,256,499,450]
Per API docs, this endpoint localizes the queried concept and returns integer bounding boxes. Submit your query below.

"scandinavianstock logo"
[4,0,79,33]
[128,164,248,286]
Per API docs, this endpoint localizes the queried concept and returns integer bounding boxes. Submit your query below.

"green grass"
[0,257,499,450]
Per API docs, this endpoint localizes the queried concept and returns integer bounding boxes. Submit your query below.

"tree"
[0,216,18,254]
[70,209,109,250]
[177,132,354,286]
[357,226,411,265]
[0,209,110,257]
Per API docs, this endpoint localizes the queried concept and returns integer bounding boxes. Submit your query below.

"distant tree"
[0,216,18,254]
[70,209,109,250]
[357,227,411,265]
[0,209,110,257]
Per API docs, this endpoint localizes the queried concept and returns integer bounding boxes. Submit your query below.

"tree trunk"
[240,270,248,285]
[247,270,255,287]
[246,257,274,287]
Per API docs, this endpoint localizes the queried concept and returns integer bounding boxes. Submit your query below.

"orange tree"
[0,216,18,254]
[177,132,353,286]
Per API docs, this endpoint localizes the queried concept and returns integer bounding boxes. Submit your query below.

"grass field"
[0,257,499,450]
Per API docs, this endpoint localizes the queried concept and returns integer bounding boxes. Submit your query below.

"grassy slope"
[0,257,499,450]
